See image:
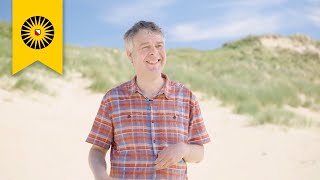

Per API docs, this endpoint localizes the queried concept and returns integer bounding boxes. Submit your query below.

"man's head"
[124,21,166,78]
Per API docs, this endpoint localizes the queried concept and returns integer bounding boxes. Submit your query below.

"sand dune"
[0,78,319,180]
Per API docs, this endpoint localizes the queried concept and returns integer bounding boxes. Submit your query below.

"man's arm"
[183,143,204,163]
[88,145,112,180]
[154,142,204,170]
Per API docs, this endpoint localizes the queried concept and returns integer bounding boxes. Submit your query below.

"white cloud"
[168,0,287,42]
[102,0,174,25]
[169,16,281,41]
[269,0,320,29]
[308,12,320,27]
[305,1,320,27]
[208,0,288,9]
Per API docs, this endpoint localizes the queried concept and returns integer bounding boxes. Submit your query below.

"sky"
[0,0,320,50]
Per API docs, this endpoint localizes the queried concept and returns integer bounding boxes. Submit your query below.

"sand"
[0,78,319,180]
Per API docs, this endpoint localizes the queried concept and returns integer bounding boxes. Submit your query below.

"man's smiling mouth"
[146,59,160,64]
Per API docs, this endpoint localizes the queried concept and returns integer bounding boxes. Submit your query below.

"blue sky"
[1,0,319,49]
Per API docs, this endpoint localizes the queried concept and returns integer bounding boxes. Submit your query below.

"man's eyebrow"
[139,41,164,47]
[139,42,150,46]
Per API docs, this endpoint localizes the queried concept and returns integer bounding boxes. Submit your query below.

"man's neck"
[136,73,165,99]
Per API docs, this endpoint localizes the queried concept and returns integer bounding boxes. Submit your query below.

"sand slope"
[0,78,319,180]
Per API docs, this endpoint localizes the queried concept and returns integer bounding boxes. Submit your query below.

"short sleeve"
[86,96,114,150]
[188,95,211,145]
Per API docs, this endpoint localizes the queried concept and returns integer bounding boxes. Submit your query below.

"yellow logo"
[12,0,63,75]
[21,16,54,49]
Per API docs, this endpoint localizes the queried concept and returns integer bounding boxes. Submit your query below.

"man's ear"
[126,50,133,64]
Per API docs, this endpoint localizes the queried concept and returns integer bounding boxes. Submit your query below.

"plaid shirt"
[86,73,211,180]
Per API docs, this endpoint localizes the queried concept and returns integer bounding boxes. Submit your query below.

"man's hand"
[154,142,190,170]
[106,177,119,180]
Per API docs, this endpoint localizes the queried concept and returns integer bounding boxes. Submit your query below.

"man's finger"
[155,152,166,164]
[161,159,176,169]
[154,158,168,170]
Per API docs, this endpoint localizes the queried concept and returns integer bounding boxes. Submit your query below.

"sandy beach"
[0,78,319,180]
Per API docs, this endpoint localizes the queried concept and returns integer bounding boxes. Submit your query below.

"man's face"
[128,29,166,77]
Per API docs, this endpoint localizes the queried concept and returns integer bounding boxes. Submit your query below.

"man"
[86,21,211,180]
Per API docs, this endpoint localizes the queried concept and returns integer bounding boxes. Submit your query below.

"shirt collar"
[128,73,172,99]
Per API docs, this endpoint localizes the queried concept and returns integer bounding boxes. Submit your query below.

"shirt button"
[153,139,156,143]
[151,121,154,123]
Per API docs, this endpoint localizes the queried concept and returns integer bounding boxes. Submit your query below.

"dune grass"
[1,21,319,127]
[64,45,134,92]
[164,36,320,127]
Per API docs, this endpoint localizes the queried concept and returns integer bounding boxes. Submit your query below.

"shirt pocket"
[156,112,189,146]
[112,112,149,151]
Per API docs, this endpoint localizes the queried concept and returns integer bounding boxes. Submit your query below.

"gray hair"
[124,21,164,52]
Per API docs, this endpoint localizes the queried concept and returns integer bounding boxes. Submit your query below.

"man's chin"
[144,69,163,77]
[144,66,162,73]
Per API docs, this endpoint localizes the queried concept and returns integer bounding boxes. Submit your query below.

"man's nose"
[149,46,158,56]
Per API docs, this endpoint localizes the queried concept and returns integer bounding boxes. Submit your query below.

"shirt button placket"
[148,99,156,150]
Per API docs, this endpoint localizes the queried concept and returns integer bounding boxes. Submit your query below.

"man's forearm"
[183,143,204,163]
[89,148,109,180]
